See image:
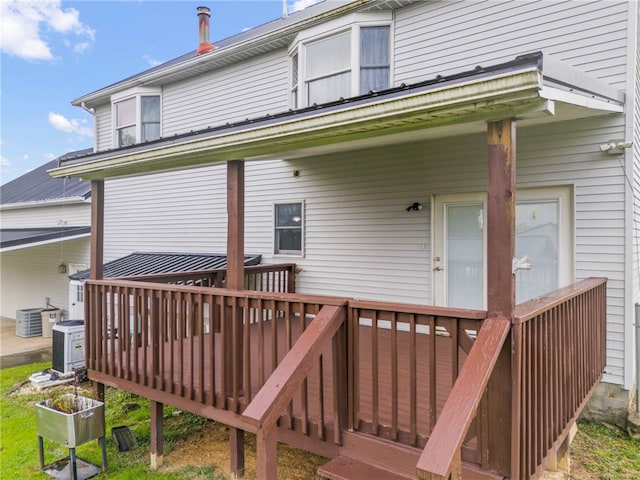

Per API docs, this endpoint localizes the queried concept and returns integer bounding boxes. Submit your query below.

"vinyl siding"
[102,114,627,384]
[1,203,91,228]
[0,238,90,320]
[95,103,112,152]
[393,0,629,89]
[162,50,289,135]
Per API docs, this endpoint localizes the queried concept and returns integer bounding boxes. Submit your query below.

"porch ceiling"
[51,53,623,181]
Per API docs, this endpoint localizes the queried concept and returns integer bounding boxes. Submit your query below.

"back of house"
[52,0,640,472]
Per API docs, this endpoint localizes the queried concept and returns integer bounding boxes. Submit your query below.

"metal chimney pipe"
[196,6,216,55]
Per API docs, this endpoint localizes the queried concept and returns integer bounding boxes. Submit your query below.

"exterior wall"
[0,238,90,320]
[162,50,289,136]
[394,0,629,89]
[94,103,111,152]
[102,114,628,385]
[1,202,90,228]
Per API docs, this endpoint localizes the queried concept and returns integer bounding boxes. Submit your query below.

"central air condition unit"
[52,320,85,374]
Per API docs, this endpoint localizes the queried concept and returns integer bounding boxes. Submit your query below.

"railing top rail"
[513,277,607,324]
[86,278,347,306]
[350,298,487,320]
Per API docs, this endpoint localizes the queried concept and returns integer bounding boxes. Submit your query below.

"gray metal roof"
[1,149,92,204]
[69,252,262,280]
[0,227,91,251]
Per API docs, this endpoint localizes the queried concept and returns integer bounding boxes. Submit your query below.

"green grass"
[571,421,640,480]
[0,363,224,479]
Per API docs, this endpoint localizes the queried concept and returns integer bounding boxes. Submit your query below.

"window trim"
[111,87,162,148]
[288,12,392,109]
[273,201,305,257]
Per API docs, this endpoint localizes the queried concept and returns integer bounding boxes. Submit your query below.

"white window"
[112,88,161,147]
[291,23,390,108]
[274,202,304,255]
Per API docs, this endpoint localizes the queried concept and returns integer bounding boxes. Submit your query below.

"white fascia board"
[0,233,91,253]
[539,86,624,113]
[51,68,543,180]
[0,197,91,211]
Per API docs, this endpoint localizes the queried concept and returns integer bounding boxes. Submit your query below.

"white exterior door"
[433,188,572,309]
[68,264,87,320]
[433,193,487,309]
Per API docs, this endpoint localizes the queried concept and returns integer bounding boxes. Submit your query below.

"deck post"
[485,119,516,476]
[255,425,277,480]
[89,180,105,401]
[150,400,164,469]
[226,160,245,477]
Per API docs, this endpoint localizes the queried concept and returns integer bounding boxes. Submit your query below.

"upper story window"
[112,88,161,147]
[290,14,391,108]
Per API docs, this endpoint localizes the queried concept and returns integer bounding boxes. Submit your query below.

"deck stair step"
[318,455,415,480]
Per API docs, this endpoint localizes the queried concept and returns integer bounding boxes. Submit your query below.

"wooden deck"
[85,276,607,479]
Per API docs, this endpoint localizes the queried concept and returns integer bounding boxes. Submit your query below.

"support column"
[150,401,164,469]
[486,119,516,317]
[90,180,105,401]
[226,160,245,477]
[485,119,516,476]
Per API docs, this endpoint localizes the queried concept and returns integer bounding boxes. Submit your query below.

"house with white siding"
[50,1,639,478]
[1,153,92,322]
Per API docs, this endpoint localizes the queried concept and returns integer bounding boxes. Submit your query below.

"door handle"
[434,266,444,271]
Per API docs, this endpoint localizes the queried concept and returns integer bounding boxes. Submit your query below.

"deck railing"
[85,280,345,426]
[512,277,607,479]
[347,301,487,455]
[416,278,607,479]
[85,277,607,480]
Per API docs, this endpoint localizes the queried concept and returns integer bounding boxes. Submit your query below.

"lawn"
[0,363,324,479]
[2,363,638,479]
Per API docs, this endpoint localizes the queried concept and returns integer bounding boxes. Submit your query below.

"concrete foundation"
[580,382,631,430]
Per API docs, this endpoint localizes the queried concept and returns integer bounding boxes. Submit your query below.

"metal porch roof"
[69,252,262,280]
[0,227,91,252]
[51,52,624,182]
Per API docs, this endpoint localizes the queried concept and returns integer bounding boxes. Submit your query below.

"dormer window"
[112,88,161,147]
[290,17,391,108]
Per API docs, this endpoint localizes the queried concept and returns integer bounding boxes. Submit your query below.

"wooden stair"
[318,455,415,480]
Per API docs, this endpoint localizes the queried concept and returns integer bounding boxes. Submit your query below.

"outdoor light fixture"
[406,202,423,212]
[57,263,67,274]
[599,140,632,154]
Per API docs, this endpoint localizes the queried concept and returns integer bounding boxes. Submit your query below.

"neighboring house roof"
[1,149,92,206]
[69,252,262,280]
[0,227,91,252]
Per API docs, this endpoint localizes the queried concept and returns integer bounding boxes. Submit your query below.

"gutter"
[0,196,91,211]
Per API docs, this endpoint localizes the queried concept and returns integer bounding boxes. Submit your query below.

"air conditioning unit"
[52,320,85,374]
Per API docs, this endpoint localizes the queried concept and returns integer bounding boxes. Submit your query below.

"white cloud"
[0,156,10,167]
[48,112,93,137]
[143,54,162,67]
[0,0,95,61]
[289,0,321,13]
[44,152,57,161]
[22,154,30,160]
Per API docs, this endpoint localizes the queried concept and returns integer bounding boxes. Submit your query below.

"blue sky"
[0,0,319,185]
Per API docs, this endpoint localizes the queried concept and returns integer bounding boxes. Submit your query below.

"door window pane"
[516,201,559,302]
[446,204,484,309]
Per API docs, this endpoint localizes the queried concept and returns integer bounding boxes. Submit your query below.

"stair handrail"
[243,302,348,479]
[415,316,511,479]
